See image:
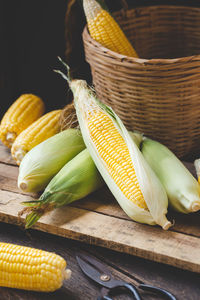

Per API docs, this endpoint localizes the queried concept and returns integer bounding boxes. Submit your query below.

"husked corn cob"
[88,112,146,209]
[0,94,45,148]
[55,62,170,229]
[0,242,71,292]
[11,110,62,165]
[83,0,138,57]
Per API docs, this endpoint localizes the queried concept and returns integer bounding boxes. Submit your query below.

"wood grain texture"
[1,221,200,300]
[0,144,16,165]
[0,222,183,300]
[0,144,200,275]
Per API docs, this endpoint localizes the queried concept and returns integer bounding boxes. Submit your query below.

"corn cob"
[11,110,62,165]
[140,137,200,213]
[0,242,71,292]
[23,148,104,228]
[18,129,86,193]
[83,0,138,57]
[0,94,45,148]
[55,63,171,229]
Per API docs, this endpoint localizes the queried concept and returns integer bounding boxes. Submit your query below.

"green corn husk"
[18,129,85,193]
[140,137,200,213]
[23,149,104,228]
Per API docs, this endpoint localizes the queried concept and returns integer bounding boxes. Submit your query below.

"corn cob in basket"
[83,0,138,57]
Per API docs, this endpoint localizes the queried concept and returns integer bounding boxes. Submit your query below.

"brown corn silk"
[59,102,78,131]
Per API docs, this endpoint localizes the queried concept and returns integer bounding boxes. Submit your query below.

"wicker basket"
[82,5,200,158]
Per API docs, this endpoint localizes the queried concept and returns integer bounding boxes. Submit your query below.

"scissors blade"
[76,251,123,289]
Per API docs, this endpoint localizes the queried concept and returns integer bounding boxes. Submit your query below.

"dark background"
[1,0,200,117]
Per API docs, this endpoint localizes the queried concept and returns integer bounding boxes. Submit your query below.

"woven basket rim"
[82,5,200,65]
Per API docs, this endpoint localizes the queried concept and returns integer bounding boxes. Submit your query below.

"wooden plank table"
[1,222,200,300]
[0,143,200,299]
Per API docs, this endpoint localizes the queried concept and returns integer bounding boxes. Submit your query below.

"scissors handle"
[139,283,177,300]
[97,283,142,300]
[97,283,177,300]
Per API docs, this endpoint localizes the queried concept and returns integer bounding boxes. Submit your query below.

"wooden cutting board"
[0,143,200,273]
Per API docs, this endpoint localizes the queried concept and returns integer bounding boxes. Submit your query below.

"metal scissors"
[76,251,177,300]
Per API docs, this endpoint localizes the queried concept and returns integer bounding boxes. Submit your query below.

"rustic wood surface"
[1,221,200,300]
[1,143,200,299]
[1,144,200,275]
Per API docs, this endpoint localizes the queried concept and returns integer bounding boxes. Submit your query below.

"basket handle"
[120,0,129,10]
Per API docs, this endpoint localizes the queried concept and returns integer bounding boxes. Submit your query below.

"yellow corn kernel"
[0,243,71,292]
[11,110,62,165]
[83,0,138,57]
[88,112,147,209]
[0,94,45,148]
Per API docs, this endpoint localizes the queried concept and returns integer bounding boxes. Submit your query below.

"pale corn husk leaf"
[71,80,171,229]
[128,131,143,148]
[194,159,200,184]
[141,138,200,213]
[18,129,85,193]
